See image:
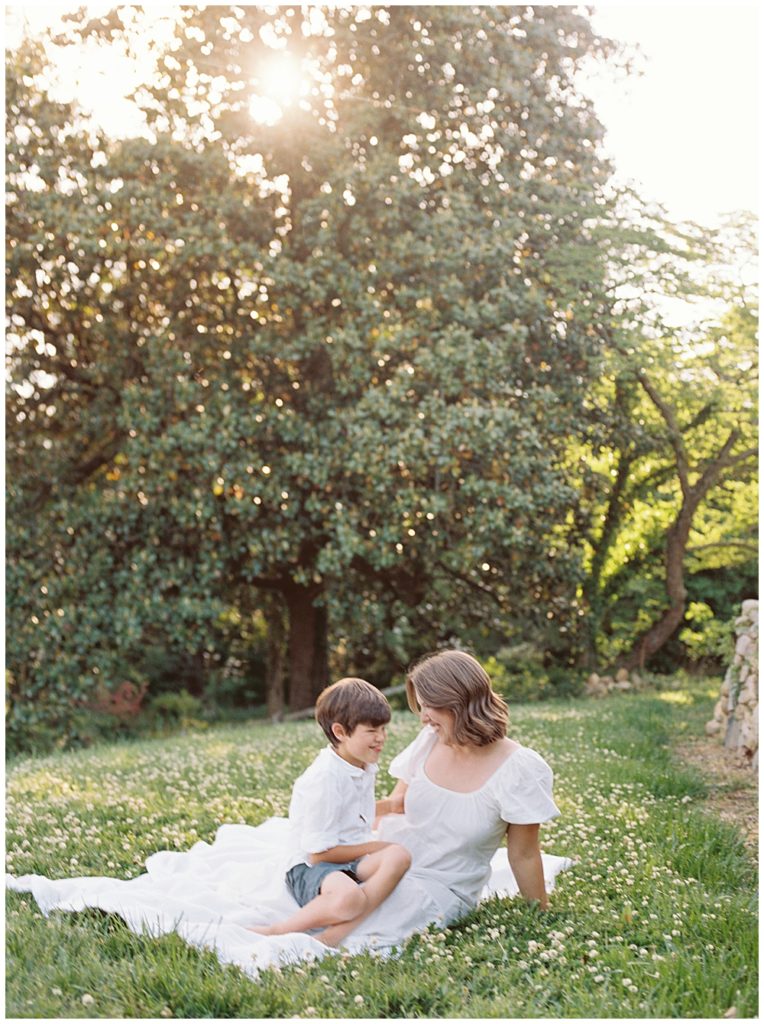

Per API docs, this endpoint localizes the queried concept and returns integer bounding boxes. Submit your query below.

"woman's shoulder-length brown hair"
[406,650,508,747]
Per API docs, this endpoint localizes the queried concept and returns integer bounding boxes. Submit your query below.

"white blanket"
[7,817,573,978]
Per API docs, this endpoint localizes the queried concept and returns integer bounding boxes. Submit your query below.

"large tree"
[7,6,619,738]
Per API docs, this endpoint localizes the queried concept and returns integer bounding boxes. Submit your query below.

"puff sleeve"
[496,748,560,825]
[388,726,438,783]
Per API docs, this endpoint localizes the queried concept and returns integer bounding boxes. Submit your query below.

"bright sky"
[5,3,760,227]
[586,4,759,225]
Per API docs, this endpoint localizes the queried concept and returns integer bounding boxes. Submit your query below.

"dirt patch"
[675,737,758,861]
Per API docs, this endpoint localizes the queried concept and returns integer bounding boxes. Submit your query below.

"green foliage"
[482,646,586,703]
[201,609,269,709]
[481,651,540,700]
[569,210,758,668]
[147,691,208,732]
[7,6,622,745]
[483,649,551,703]
[679,603,737,664]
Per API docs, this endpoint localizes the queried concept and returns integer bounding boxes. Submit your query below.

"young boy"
[249,677,409,946]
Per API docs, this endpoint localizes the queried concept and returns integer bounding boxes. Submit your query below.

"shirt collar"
[324,745,378,778]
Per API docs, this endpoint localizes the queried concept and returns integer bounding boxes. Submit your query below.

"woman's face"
[416,693,456,744]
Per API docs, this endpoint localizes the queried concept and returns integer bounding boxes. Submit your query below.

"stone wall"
[705,599,758,768]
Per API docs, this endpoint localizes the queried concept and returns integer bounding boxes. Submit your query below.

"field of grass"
[6,678,758,1018]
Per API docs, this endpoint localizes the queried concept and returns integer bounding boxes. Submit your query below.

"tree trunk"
[186,651,206,697]
[617,372,753,672]
[263,593,287,719]
[619,503,695,671]
[580,446,636,669]
[283,581,329,710]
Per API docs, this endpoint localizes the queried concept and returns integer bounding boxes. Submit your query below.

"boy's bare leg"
[315,844,411,948]
[248,870,366,936]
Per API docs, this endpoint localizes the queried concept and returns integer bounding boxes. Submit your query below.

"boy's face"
[332,721,388,768]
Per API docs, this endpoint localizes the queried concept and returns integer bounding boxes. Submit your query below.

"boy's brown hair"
[315,677,391,746]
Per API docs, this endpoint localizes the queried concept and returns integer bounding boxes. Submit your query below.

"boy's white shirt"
[286,745,378,869]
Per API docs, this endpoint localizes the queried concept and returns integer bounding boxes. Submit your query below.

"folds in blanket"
[6,866,335,981]
[5,820,302,941]
[6,817,575,979]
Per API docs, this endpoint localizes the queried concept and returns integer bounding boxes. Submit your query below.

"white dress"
[358,726,563,933]
[7,728,572,978]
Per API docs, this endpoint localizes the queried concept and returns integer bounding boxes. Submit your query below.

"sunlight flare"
[250,52,305,125]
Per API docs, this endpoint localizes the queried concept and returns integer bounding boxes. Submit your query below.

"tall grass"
[6,679,757,1018]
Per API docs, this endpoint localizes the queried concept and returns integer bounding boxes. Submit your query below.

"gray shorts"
[286,858,363,907]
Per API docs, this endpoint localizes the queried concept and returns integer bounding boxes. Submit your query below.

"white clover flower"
[354,994,364,1005]
[81,993,95,1006]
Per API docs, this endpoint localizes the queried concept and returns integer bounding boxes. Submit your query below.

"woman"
[318,649,561,948]
[8,651,569,975]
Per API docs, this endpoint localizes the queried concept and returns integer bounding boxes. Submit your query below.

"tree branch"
[435,559,504,608]
[693,430,742,495]
[637,370,690,493]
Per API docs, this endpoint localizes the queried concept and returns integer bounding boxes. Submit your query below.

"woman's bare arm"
[506,823,548,909]
[375,779,408,818]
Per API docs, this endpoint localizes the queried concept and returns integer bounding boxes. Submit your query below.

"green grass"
[6,679,758,1018]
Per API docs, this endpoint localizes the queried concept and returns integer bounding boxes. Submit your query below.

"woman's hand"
[386,791,406,814]
[506,823,548,909]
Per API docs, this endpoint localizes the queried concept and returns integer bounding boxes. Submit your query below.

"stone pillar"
[706,600,758,768]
